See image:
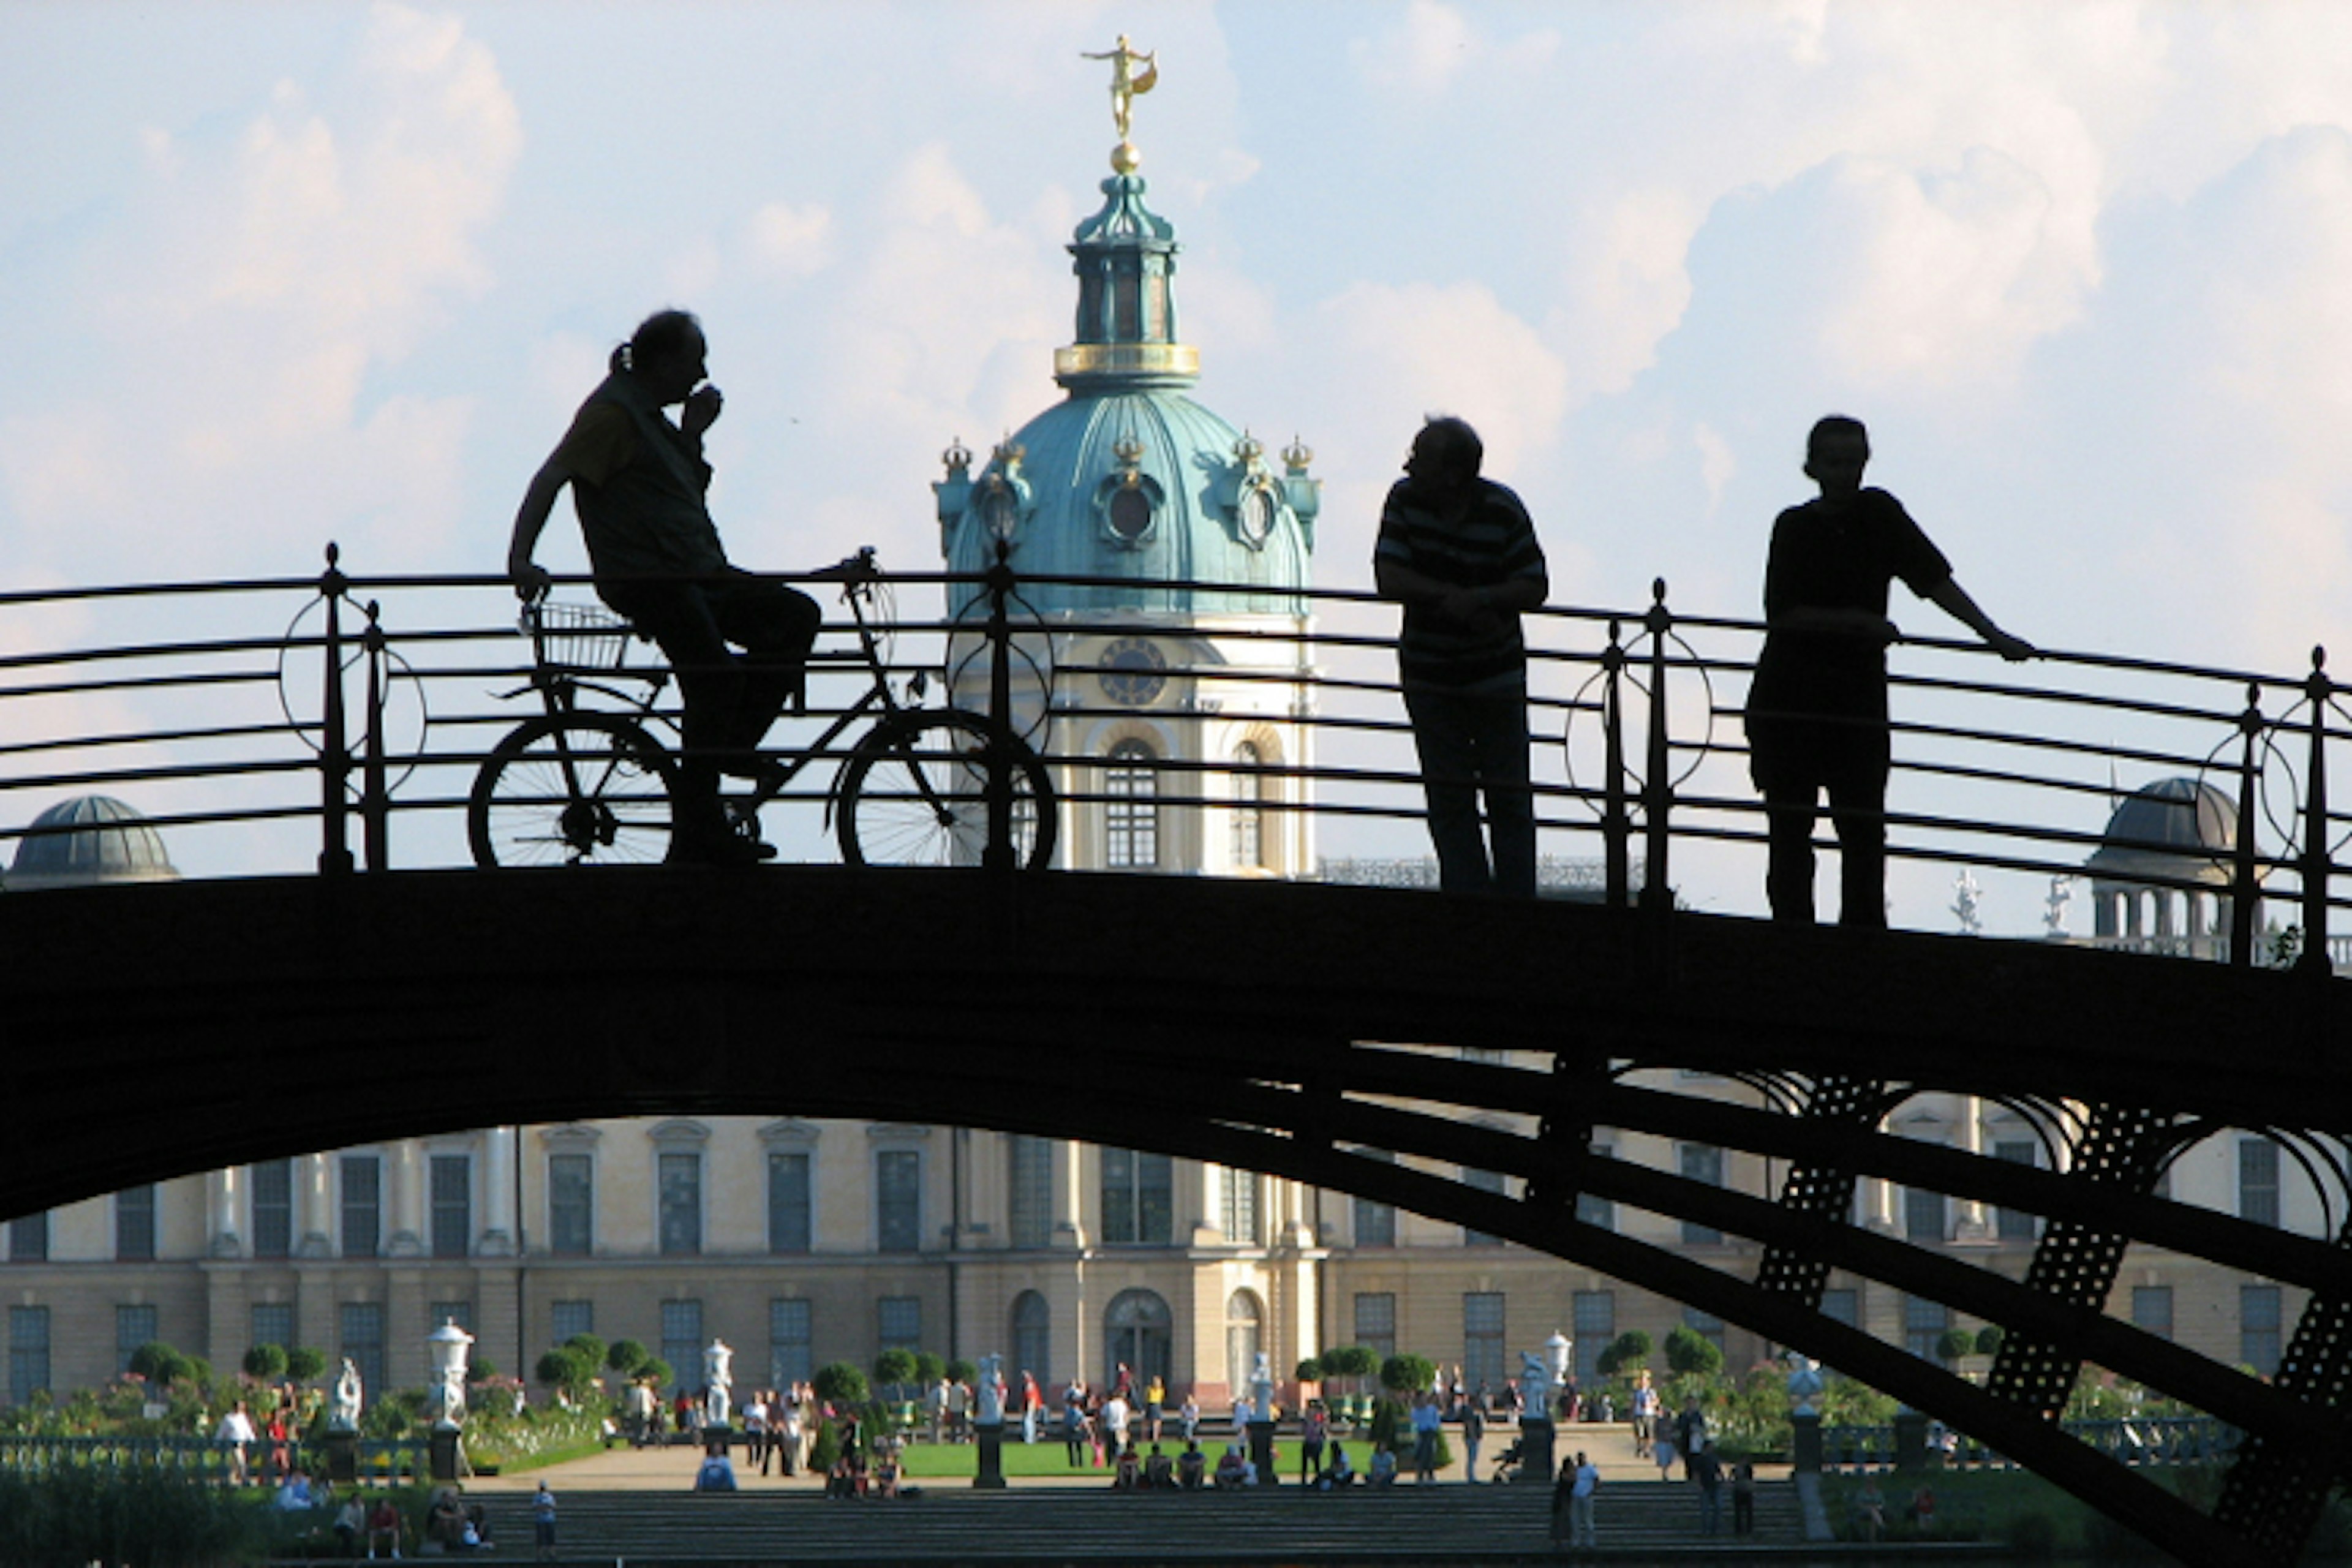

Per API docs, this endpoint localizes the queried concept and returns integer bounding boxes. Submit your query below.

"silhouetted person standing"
[508,309,823,865]
[1745,416,2035,925]
[1375,416,1550,897]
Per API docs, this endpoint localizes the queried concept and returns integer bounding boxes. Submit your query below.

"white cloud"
[1348,0,1558,98]
[0,2,522,578]
[746,202,835,277]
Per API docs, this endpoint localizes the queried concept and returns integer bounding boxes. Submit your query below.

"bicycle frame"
[510,572,932,827]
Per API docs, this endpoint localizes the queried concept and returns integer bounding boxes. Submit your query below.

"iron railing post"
[2299,647,2332,975]
[362,599,389,873]
[983,541,1016,873]
[317,543,353,876]
[1602,617,1630,908]
[1641,578,1672,912]
[2230,682,2263,968]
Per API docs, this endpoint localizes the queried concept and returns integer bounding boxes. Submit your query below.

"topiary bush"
[813,1362,870,1408]
[284,1346,328,1384]
[242,1343,288,1381]
[1379,1354,1436,1395]
[607,1339,650,1377]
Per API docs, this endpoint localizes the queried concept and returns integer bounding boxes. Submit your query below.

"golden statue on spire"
[1083,34,1158,173]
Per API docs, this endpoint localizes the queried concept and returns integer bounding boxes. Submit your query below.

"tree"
[874,1349,918,1392]
[1295,1356,1324,1384]
[946,1358,978,1387]
[535,1347,598,1399]
[638,1358,675,1392]
[1936,1329,1977,1366]
[241,1344,288,1381]
[606,1340,650,1377]
[1664,1327,1723,1379]
[284,1347,328,1384]
[562,1334,608,1377]
[913,1351,946,1385]
[129,1342,194,1389]
[1973,1325,2006,1357]
[1602,1330,1653,1378]
[1379,1354,1436,1395]
[813,1362,870,1407]
[466,1357,499,1384]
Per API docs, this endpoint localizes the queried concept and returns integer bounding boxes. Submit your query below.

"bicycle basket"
[528,601,635,671]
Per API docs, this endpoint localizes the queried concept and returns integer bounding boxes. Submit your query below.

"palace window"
[252,1159,294,1260]
[116,1185,156,1263]
[430,1155,472,1260]
[1105,741,1159,869]
[1100,1148,1172,1246]
[340,1156,380,1259]
[1008,1137,1054,1250]
[549,1155,594,1257]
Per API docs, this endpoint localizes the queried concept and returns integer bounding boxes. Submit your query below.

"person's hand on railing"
[1985,628,2039,663]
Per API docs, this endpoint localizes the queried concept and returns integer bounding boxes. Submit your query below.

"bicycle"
[467,553,1058,869]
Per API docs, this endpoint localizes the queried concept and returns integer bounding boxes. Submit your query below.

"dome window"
[1093,469,1165,549]
[1237,482,1276,547]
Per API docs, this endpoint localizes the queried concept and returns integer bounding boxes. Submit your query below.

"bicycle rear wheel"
[470,714,678,868]
[836,710,1057,870]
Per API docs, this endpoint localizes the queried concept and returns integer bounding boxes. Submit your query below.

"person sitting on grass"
[1144,1443,1174,1489]
[1214,1444,1248,1490]
[1368,1445,1398,1488]
[870,1439,901,1500]
[1114,1441,1142,1489]
[1316,1442,1357,1490]
[1177,1441,1207,1490]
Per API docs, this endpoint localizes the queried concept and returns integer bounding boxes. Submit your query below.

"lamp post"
[426,1319,473,1482]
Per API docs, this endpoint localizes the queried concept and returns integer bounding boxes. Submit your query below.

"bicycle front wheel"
[837,710,1057,870]
[469,714,679,868]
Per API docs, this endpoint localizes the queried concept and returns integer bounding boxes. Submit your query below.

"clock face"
[1098,637,1168,707]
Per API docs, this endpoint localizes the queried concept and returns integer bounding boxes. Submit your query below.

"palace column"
[207,1166,244,1258]
[297,1153,334,1258]
[386,1140,426,1258]
[480,1128,516,1257]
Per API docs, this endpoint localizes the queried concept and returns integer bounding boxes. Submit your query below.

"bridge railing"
[0,554,2343,963]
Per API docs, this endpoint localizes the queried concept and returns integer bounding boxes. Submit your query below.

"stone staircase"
[457,1477,1819,1562]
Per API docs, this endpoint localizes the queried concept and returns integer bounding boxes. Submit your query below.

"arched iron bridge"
[2,554,2348,1565]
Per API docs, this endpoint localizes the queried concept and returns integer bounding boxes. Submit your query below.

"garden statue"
[1520,1349,1551,1396]
[330,1357,363,1432]
[1251,1352,1275,1420]
[426,1320,472,1430]
[977,1353,1004,1423]
[705,1339,734,1427]
[1787,1352,1825,1419]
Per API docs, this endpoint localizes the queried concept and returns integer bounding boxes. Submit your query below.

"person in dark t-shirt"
[1745,416,2035,925]
[1374,416,1550,897]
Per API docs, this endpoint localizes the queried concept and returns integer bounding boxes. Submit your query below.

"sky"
[5,0,2351,927]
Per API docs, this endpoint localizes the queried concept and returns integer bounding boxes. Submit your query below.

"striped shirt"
[1375,476,1547,688]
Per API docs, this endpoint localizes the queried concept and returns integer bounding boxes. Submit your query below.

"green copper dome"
[937,172,1317,616]
[9,795,181,891]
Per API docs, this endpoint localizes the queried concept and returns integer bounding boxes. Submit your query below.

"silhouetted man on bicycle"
[508,309,821,865]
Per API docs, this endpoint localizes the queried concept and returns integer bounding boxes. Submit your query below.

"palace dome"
[7,795,181,891]
[2085,777,2236,886]
[936,168,1316,618]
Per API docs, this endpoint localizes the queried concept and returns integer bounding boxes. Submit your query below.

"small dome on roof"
[8,795,181,891]
[2085,777,2236,886]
